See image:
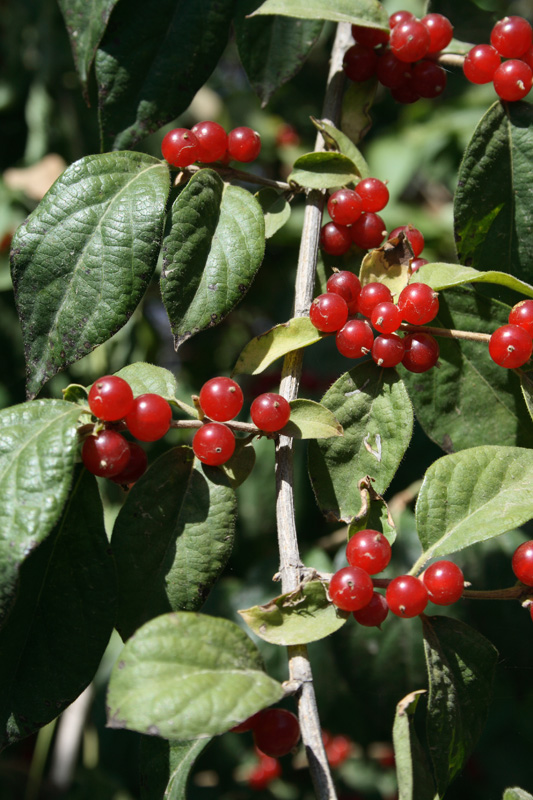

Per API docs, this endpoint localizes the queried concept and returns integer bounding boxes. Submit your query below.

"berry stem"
[169,418,260,433]
[462,586,527,600]
[436,53,466,68]
[400,323,491,343]
[182,163,293,192]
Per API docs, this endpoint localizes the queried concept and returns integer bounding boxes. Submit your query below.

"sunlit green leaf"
[233,317,323,375]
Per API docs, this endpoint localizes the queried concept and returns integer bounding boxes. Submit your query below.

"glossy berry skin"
[309,293,349,332]
[161,128,200,168]
[81,430,130,478]
[390,20,431,63]
[110,442,148,486]
[356,178,389,212]
[248,754,281,790]
[327,189,363,225]
[386,575,428,618]
[199,377,243,422]
[191,121,227,162]
[252,709,301,758]
[389,10,415,29]
[230,711,264,733]
[250,393,291,432]
[227,127,261,162]
[491,16,532,58]
[343,44,378,82]
[88,375,134,421]
[372,333,406,367]
[376,50,412,88]
[489,324,533,368]
[351,24,389,49]
[463,45,501,84]
[358,282,393,318]
[421,13,454,53]
[346,529,392,575]
[493,60,533,102]
[126,394,172,441]
[326,271,361,313]
[423,561,464,605]
[410,257,429,273]
[323,733,351,767]
[512,541,533,585]
[412,60,447,98]
[401,333,439,373]
[391,83,420,104]
[336,319,374,359]
[371,301,402,334]
[329,566,374,611]
[192,422,235,466]
[350,212,386,250]
[509,299,533,336]
[320,222,352,256]
[398,282,439,325]
[353,592,389,627]
[521,45,533,70]
[389,225,424,256]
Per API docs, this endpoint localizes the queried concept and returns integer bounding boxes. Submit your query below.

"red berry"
[376,50,412,88]
[320,222,352,256]
[512,541,533,586]
[386,575,428,618]
[192,422,235,466]
[248,755,282,790]
[371,301,403,334]
[326,271,361,313]
[324,734,352,767]
[401,332,439,373]
[343,44,378,82]
[509,299,533,336]
[410,257,429,273]
[276,123,300,147]
[355,178,389,212]
[110,442,148,486]
[491,16,533,58]
[489,324,533,368]
[463,44,501,84]
[329,566,374,611]
[351,24,389,49]
[420,13,454,53]
[88,375,134,421]
[230,711,264,733]
[227,127,261,162]
[336,319,374,359]
[521,45,533,70]
[350,212,386,250]
[391,83,420,104]
[389,11,415,29]
[309,293,348,332]
[371,333,406,367]
[398,282,439,325]
[199,376,243,422]
[412,60,447,98]
[81,430,131,478]
[161,128,200,168]
[422,561,464,605]
[390,20,431,63]
[358,282,393,318]
[353,592,389,627]
[126,394,172,442]
[250,393,291,432]
[388,225,424,256]
[327,189,363,225]
[253,709,301,758]
[346,529,392,575]
[493,60,533,102]
[191,121,228,163]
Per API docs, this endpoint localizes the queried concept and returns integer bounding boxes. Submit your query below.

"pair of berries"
[385,563,464,619]
[464,16,533,102]
[322,178,390,254]
[231,708,301,758]
[161,122,261,168]
[489,299,533,369]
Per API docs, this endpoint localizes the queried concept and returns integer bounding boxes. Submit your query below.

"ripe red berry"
[386,575,428,618]
[253,709,301,758]
[493,60,533,102]
[350,212,386,250]
[509,299,533,336]
[126,394,172,441]
[371,333,406,367]
[371,301,403,334]
[358,282,393,318]
[420,13,454,53]
[355,178,390,212]
[336,319,374,359]
[346,529,392,574]
[489,324,533,368]
[227,127,261,162]
[248,755,282,790]
[388,225,424,257]
[491,16,533,58]
[391,83,420,104]
[412,60,447,98]
[230,711,264,733]
[521,45,533,70]
[398,282,439,325]
[389,10,415,29]
[390,20,431,63]
[324,734,352,767]
[81,430,131,478]
[422,561,464,605]
[250,393,291,432]
[351,24,389,49]
[276,123,300,147]
[463,44,501,84]
[376,50,412,88]
[326,270,361,313]
[353,591,389,627]
[309,293,349,332]
[192,422,235,466]
[327,189,363,225]
[199,377,243,422]
[343,44,379,82]
[161,128,200,168]
[329,566,374,611]
[88,375,134,421]
[410,257,429,273]
[401,332,440,373]
[191,121,228,163]
[110,442,148,486]
[320,222,352,256]
[512,541,533,586]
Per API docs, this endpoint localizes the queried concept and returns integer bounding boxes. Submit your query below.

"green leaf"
[0,400,81,623]
[239,580,349,645]
[520,371,533,424]
[392,691,436,800]
[107,612,285,738]
[255,188,292,239]
[454,101,533,283]
[416,262,533,297]
[252,0,389,27]
[281,399,343,439]
[0,467,116,748]
[422,616,498,796]
[308,362,414,522]
[95,0,235,151]
[312,119,370,178]
[202,440,256,489]
[58,0,120,92]
[111,446,236,641]
[115,363,178,400]
[289,152,360,189]
[235,1,323,105]
[341,79,377,146]
[140,737,211,800]
[11,153,170,398]
[233,317,323,375]
[503,789,533,800]
[161,170,265,350]
[359,236,413,296]
[415,446,533,568]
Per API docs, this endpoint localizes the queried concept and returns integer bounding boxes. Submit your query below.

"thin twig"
[436,53,466,68]
[181,163,293,192]
[400,323,491,343]
[169,418,260,434]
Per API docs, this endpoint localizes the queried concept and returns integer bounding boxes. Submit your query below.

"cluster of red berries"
[161,121,261,169]
[489,299,533,369]
[232,708,301,758]
[343,11,453,104]
[309,273,440,373]
[464,16,533,101]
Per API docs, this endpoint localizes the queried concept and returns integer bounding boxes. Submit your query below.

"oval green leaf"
[115,362,178,400]
[416,262,533,297]
[312,118,370,178]
[252,0,389,27]
[140,737,211,800]
[233,317,323,376]
[289,152,360,189]
[280,399,343,439]
[58,0,120,92]
[392,690,435,800]
[255,188,292,239]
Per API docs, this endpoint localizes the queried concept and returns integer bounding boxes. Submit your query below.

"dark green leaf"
[312,119,370,178]
[255,188,292,239]
[140,737,211,800]
[58,0,120,92]
[233,317,324,375]
[95,0,235,150]
[0,468,116,748]
[107,612,285,738]
[112,446,236,641]
[520,372,533,424]
[289,152,360,189]
[281,399,343,439]
[422,616,498,796]
[11,153,170,398]
[252,0,389,27]
[202,440,256,489]
[416,262,533,297]
[392,691,436,800]
[161,170,265,350]
[341,79,377,145]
